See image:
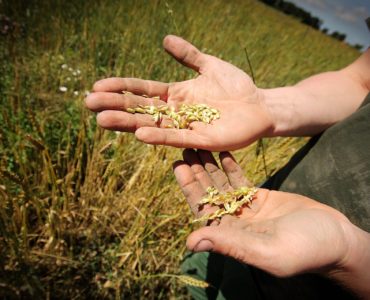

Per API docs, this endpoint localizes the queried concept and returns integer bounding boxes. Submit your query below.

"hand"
[85,35,274,151]
[173,150,370,295]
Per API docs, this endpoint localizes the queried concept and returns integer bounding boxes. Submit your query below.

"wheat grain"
[193,186,258,223]
[176,275,210,288]
[123,101,220,129]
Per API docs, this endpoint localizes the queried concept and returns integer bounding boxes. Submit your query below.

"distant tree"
[258,0,322,30]
[352,44,364,51]
[258,0,356,46]
[331,31,346,42]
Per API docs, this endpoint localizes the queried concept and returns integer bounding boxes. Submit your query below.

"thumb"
[186,221,269,268]
[187,225,239,254]
[186,224,256,259]
[163,35,207,72]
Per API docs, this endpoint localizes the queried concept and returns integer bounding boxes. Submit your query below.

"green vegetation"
[0,0,359,298]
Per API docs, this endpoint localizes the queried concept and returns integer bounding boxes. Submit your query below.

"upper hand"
[85,35,274,151]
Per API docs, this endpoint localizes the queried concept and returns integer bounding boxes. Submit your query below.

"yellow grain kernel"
[124,104,220,129]
[193,186,258,222]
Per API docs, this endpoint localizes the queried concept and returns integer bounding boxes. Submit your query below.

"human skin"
[85,35,370,151]
[173,149,370,299]
[84,36,370,297]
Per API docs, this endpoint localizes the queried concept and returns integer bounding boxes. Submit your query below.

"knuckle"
[220,180,230,191]
[207,166,220,175]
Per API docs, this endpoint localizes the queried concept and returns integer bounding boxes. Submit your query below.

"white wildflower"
[59,86,68,92]
[73,91,79,96]
[61,64,68,69]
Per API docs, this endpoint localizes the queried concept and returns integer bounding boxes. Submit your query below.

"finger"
[219,152,253,189]
[186,223,265,264]
[96,110,172,132]
[163,35,208,73]
[92,77,169,99]
[197,150,231,192]
[135,127,209,149]
[182,149,213,190]
[173,161,206,215]
[85,92,167,112]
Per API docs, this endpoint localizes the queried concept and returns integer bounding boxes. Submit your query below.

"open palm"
[86,35,274,151]
[173,149,353,277]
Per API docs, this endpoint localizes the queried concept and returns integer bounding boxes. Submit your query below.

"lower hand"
[173,149,370,294]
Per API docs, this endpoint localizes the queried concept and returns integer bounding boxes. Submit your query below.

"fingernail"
[135,128,145,139]
[193,240,213,252]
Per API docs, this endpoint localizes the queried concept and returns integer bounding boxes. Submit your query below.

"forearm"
[260,50,370,137]
[327,223,370,299]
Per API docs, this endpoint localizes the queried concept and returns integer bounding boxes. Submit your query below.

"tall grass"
[0,0,359,298]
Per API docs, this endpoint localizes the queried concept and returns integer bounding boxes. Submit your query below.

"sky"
[287,0,369,48]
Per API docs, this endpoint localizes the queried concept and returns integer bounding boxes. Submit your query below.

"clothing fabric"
[265,92,370,232]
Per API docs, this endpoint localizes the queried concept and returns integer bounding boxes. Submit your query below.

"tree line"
[258,0,364,50]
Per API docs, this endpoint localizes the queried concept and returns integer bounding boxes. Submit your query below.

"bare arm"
[263,49,370,136]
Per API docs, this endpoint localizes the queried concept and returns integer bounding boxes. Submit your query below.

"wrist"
[258,86,298,137]
[326,220,370,298]
[259,84,341,137]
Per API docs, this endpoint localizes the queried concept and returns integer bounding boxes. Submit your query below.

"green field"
[0,0,360,298]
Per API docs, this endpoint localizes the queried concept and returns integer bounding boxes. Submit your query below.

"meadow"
[0,0,360,298]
